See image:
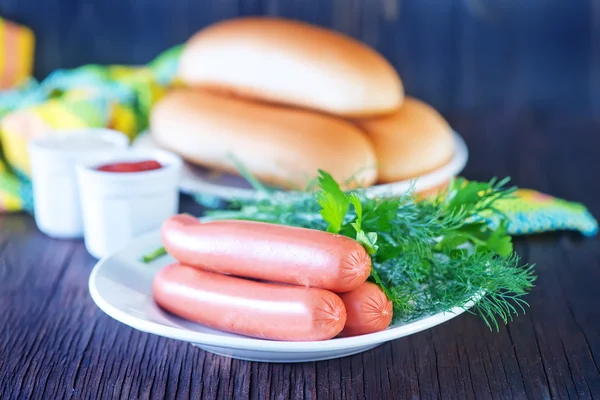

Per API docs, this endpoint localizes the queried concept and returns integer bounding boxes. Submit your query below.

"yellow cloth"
[0,67,167,175]
[0,18,34,90]
[0,18,182,212]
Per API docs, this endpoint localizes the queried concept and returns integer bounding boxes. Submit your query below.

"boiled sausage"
[153,263,347,341]
[338,282,393,337]
[161,214,372,292]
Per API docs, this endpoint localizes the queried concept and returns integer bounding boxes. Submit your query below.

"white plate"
[132,131,469,202]
[88,226,478,363]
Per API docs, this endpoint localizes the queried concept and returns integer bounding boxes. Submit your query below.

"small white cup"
[76,148,182,259]
[28,129,129,238]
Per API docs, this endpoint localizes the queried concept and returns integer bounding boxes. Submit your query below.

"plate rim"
[89,227,479,354]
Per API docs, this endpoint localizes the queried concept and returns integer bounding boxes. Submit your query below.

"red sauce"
[96,160,163,173]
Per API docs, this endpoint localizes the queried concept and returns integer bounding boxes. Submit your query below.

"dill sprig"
[375,250,535,330]
[203,171,535,330]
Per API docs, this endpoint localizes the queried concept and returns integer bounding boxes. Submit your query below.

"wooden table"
[1,111,599,399]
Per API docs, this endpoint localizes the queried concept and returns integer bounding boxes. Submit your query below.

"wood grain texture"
[0,111,599,399]
[0,0,597,112]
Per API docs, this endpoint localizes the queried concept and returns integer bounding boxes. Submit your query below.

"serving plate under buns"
[132,131,468,205]
[89,220,478,363]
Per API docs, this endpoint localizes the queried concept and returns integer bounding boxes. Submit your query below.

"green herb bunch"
[206,171,536,330]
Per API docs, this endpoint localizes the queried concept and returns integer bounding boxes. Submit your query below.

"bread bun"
[178,17,403,117]
[150,89,378,190]
[354,97,455,183]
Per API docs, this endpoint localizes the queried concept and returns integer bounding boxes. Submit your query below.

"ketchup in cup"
[96,160,163,173]
[76,149,182,259]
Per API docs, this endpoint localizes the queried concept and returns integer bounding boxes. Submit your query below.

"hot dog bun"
[178,17,403,117]
[150,89,378,190]
[354,97,455,183]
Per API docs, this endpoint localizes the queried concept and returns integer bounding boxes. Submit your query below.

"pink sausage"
[153,263,347,341]
[338,282,393,337]
[161,214,372,293]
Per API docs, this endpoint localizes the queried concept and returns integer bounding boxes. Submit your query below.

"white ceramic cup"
[76,148,182,259]
[28,129,129,238]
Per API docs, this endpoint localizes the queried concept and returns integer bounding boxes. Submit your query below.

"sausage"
[153,263,347,341]
[338,282,393,337]
[161,214,372,293]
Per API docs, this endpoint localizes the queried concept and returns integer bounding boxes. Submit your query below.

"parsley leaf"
[438,177,516,258]
[355,229,379,255]
[445,179,490,212]
[348,192,380,254]
[348,193,363,229]
[362,197,401,232]
[317,170,350,233]
[485,222,513,257]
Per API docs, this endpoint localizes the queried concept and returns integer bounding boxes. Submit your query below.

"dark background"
[0,0,597,114]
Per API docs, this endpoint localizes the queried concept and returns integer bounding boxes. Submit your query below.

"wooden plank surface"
[0,110,598,399]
